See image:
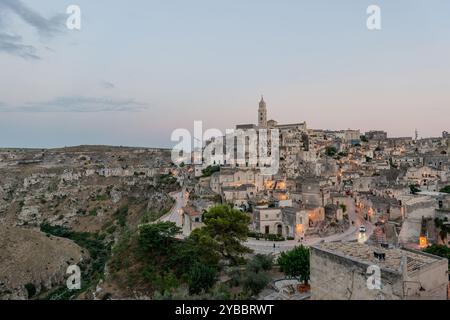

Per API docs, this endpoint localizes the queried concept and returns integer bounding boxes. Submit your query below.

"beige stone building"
[310,242,448,300]
[253,205,323,238]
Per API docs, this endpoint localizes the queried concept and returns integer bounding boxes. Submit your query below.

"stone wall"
[310,247,404,300]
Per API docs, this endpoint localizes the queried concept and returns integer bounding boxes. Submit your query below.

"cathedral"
[237,96,307,132]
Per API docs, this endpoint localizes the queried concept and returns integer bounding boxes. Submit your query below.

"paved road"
[159,190,187,228]
[245,196,376,255]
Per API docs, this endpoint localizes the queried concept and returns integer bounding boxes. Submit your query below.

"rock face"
[0,225,84,300]
[0,146,179,299]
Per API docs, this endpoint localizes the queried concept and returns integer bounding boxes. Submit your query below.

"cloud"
[0,96,149,113]
[0,32,40,60]
[0,0,64,37]
[102,81,116,89]
[0,0,65,59]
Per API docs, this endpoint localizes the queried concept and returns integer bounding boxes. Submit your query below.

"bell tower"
[258,95,267,128]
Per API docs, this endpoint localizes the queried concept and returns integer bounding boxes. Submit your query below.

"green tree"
[243,271,271,296]
[195,205,252,264]
[410,184,421,195]
[138,222,180,258]
[168,236,220,275]
[277,245,310,284]
[325,146,337,157]
[423,244,450,278]
[187,262,217,295]
[201,165,220,177]
[439,186,450,194]
[247,254,273,273]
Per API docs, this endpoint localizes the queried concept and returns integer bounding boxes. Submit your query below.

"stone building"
[297,177,330,207]
[356,193,403,222]
[252,206,313,239]
[258,96,267,128]
[310,242,448,300]
[365,130,388,141]
[182,205,204,235]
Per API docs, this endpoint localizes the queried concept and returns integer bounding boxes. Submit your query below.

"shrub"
[201,165,220,177]
[187,262,217,295]
[439,186,450,194]
[114,206,129,227]
[325,146,337,157]
[277,245,310,284]
[25,283,36,298]
[243,271,270,296]
[247,254,273,273]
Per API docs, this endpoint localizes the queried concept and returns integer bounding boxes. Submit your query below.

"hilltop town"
[1,98,449,300]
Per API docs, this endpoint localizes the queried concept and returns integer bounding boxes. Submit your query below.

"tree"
[423,244,450,278]
[434,218,449,242]
[201,165,220,177]
[277,246,310,284]
[439,186,450,194]
[138,222,180,258]
[187,262,217,294]
[195,205,252,264]
[168,235,220,275]
[325,146,337,157]
[247,254,273,273]
[243,271,271,296]
[410,184,421,195]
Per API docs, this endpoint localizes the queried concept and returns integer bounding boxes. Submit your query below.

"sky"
[0,0,449,148]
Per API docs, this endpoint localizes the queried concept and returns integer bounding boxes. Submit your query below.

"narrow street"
[159,190,187,229]
[245,196,376,255]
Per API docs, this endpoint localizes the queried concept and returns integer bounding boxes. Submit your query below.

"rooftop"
[312,242,444,274]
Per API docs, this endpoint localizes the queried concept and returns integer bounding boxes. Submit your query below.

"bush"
[40,224,111,299]
[25,283,36,299]
[247,231,264,239]
[410,185,421,195]
[114,206,129,227]
[264,234,285,242]
[423,244,450,279]
[187,262,217,295]
[325,146,337,157]
[201,165,220,177]
[277,245,310,284]
[243,271,271,296]
[247,232,285,241]
[96,194,109,201]
[439,186,450,194]
[247,254,273,273]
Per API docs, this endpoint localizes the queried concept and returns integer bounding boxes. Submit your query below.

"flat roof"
[312,242,444,274]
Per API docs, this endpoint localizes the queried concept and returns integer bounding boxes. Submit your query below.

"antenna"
[414,129,418,141]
